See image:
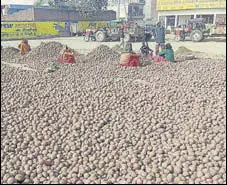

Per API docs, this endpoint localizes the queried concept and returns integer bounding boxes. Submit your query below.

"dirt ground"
[1,36,226,58]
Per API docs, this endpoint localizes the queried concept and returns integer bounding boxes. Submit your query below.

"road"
[2,36,226,58]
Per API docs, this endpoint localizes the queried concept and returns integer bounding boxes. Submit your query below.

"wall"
[1,8,116,22]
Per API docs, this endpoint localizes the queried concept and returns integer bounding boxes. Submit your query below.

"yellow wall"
[1,22,65,40]
[1,21,110,40]
[157,0,226,11]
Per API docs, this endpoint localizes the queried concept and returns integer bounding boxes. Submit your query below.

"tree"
[34,0,45,7]
[75,0,108,18]
[35,0,109,17]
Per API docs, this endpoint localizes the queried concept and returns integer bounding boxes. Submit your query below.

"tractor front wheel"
[84,36,90,42]
[175,35,181,42]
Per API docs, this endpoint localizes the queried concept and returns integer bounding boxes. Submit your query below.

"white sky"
[1,0,35,5]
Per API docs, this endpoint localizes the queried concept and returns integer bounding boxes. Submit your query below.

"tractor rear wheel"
[190,30,204,42]
[96,31,106,42]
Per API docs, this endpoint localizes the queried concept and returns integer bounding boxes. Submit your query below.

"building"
[108,0,145,24]
[157,0,226,28]
[107,0,126,19]
[128,0,145,23]
[144,0,158,23]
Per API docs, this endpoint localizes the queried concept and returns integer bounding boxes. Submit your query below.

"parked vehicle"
[70,21,108,37]
[84,23,121,42]
[174,18,226,42]
[84,21,155,42]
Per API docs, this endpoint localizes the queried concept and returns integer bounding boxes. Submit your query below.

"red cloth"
[58,55,75,64]
[154,56,167,63]
[148,51,153,60]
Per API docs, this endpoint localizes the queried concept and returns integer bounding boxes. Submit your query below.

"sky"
[1,0,35,5]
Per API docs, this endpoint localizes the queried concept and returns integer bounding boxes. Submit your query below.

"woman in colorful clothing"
[18,39,31,56]
[154,43,175,62]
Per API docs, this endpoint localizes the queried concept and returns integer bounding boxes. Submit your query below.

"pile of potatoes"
[1,43,226,184]
[1,47,20,63]
[1,42,82,71]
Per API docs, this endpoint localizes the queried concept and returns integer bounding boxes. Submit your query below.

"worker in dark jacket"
[144,25,152,46]
[119,28,125,49]
[140,42,153,57]
[153,21,165,56]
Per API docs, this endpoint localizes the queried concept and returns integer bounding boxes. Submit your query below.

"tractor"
[84,22,122,42]
[84,21,151,43]
[174,18,210,42]
[124,24,146,42]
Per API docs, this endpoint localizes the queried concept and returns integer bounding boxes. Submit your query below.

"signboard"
[157,0,226,11]
[1,21,65,40]
[77,21,108,32]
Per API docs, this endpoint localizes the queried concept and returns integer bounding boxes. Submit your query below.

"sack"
[120,53,140,67]
[120,53,132,65]
[129,56,140,66]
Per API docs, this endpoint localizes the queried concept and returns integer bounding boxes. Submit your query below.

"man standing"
[119,27,125,49]
[144,25,152,46]
[153,21,165,56]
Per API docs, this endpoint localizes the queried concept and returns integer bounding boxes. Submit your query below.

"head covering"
[156,21,161,25]
[22,39,28,44]
[166,43,172,50]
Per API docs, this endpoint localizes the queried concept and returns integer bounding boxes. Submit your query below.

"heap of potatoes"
[1,47,20,62]
[1,42,226,184]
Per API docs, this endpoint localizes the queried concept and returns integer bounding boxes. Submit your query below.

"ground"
[2,36,226,57]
